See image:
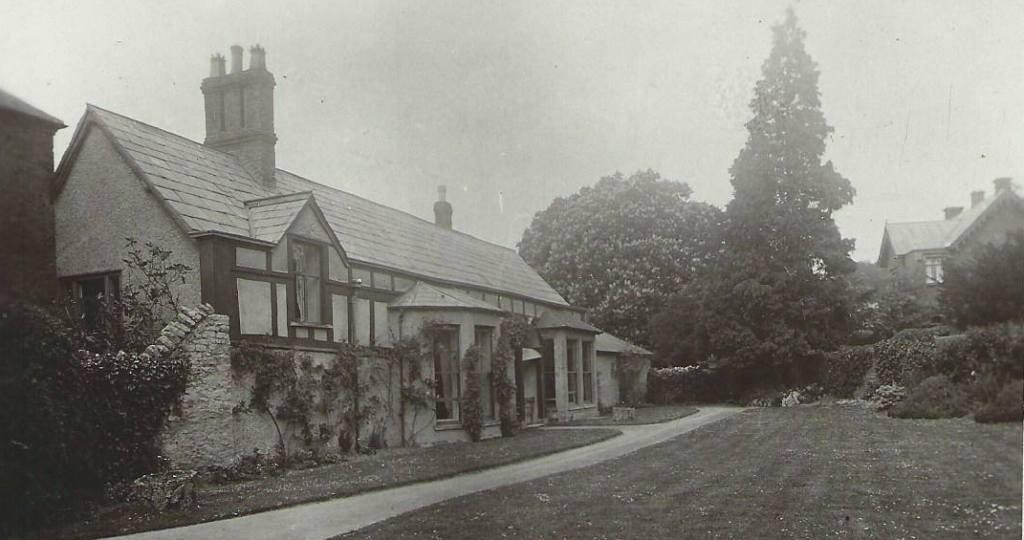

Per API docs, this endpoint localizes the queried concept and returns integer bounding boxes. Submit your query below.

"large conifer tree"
[654,10,855,378]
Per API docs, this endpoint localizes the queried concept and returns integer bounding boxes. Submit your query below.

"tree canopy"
[653,9,855,376]
[941,231,1024,328]
[519,169,721,348]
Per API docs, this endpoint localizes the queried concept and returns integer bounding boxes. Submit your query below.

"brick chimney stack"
[230,45,243,74]
[971,190,985,207]
[201,44,277,189]
[993,177,1013,194]
[434,185,453,230]
[209,54,226,77]
[943,206,964,220]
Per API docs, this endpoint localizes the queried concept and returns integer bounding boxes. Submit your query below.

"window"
[393,275,415,292]
[567,339,579,404]
[373,301,391,346]
[351,267,372,287]
[542,339,556,414]
[433,327,461,421]
[70,273,120,328]
[290,241,322,323]
[582,341,594,403]
[925,257,944,284]
[475,326,495,419]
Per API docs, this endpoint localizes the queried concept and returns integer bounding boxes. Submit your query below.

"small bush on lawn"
[822,345,874,398]
[974,379,1024,423]
[889,375,970,419]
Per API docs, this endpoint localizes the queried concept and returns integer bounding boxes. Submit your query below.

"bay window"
[433,327,461,421]
[475,326,495,420]
[582,341,594,403]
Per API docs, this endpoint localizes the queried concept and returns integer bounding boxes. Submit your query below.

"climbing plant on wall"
[495,316,532,436]
[460,346,484,442]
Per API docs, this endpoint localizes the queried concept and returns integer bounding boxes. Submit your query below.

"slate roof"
[535,309,601,334]
[390,282,504,313]
[0,87,64,127]
[245,192,315,243]
[595,332,652,355]
[68,105,569,306]
[882,188,1021,258]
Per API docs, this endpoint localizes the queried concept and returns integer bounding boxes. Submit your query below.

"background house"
[878,177,1024,303]
[53,45,645,445]
[0,88,65,307]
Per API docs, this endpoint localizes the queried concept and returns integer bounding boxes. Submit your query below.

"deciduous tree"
[519,169,721,348]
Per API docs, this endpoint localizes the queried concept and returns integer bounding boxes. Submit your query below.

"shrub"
[647,364,723,403]
[974,379,1024,423]
[889,375,970,419]
[873,332,938,387]
[821,345,874,398]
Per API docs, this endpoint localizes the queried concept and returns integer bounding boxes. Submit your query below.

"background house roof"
[882,189,1018,257]
[76,106,569,306]
[0,87,64,127]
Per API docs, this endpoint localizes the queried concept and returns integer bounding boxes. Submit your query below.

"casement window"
[567,339,579,404]
[68,272,120,328]
[433,327,461,421]
[291,241,323,323]
[475,326,495,419]
[542,339,556,414]
[582,341,594,403]
[925,257,944,285]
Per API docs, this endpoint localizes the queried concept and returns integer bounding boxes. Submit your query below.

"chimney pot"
[943,206,964,220]
[433,185,453,230]
[230,45,243,73]
[249,45,266,70]
[994,177,1013,194]
[971,190,985,207]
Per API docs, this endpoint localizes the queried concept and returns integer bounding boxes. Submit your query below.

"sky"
[2,0,1021,262]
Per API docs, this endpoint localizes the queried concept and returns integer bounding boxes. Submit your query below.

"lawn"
[560,404,698,426]
[342,406,1022,539]
[31,427,620,540]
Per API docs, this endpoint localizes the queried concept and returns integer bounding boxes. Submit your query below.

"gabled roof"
[246,192,316,243]
[880,188,1022,261]
[0,87,64,127]
[595,332,652,355]
[535,309,601,334]
[56,105,569,307]
[390,282,504,313]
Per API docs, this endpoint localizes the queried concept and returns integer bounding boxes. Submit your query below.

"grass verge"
[29,427,620,540]
[342,406,1022,539]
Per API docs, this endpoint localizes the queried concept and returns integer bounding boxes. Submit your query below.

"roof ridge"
[86,105,523,257]
[244,191,313,207]
[275,167,523,256]
[86,103,255,171]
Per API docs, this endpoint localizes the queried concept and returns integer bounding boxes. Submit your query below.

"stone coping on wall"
[143,303,216,360]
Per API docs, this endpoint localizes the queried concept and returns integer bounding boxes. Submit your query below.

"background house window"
[433,327,461,421]
[475,326,495,419]
[567,339,579,404]
[291,241,322,323]
[925,257,944,284]
[582,341,594,403]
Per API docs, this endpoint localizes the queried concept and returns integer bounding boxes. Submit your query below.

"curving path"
[109,406,744,540]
